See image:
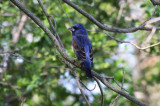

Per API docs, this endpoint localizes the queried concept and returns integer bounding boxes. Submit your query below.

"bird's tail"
[84,59,93,79]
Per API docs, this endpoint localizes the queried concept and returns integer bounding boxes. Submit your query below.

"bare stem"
[103,31,160,50]
[94,77,104,106]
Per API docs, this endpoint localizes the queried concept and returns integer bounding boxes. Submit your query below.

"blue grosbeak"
[69,23,93,78]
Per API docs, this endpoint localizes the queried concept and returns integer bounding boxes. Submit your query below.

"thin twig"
[109,95,120,106]
[0,49,68,69]
[38,0,64,48]
[146,17,160,26]
[75,77,90,106]
[0,81,21,89]
[50,15,57,31]
[94,76,104,106]
[145,27,156,44]
[79,79,96,91]
[103,31,160,50]
[6,52,69,69]
[20,98,26,106]
[0,50,19,54]
[103,75,128,92]
[109,70,125,106]
[116,0,125,25]
[140,5,158,27]
[58,0,74,24]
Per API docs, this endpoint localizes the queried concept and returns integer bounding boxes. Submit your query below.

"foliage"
[0,0,160,106]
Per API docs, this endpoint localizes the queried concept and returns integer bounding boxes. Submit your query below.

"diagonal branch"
[63,0,159,33]
[10,0,79,67]
[92,71,148,106]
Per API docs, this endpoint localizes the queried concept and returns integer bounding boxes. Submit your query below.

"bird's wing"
[89,45,93,67]
[72,36,86,62]
[73,35,93,66]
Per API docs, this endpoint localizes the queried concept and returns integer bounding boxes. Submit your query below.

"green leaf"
[15,89,22,97]
[140,4,146,8]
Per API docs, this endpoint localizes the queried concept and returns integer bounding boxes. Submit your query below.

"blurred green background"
[0,0,160,106]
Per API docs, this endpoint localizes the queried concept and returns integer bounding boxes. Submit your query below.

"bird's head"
[69,23,87,35]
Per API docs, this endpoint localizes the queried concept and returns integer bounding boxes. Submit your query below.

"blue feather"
[84,45,93,78]
[70,23,93,79]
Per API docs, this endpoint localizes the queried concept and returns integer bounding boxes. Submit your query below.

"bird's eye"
[73,26,78,30]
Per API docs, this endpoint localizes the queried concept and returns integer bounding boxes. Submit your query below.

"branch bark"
[150,0,160,5]
[92,71,148,106]
[63,0,159,33]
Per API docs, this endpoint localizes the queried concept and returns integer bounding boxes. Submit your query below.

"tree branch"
[109,70,125,106]
[103,31,160,50]
[150,0,160,5]
[94,76,104,106]
[10,0,79,68]
[63,0,159,33]
[92,71,148,106]
[79,80,96,91]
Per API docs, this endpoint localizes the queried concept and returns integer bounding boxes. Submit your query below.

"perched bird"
[69,23,93,78]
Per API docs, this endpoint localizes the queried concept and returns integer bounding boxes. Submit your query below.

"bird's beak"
[68,27,75,32]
